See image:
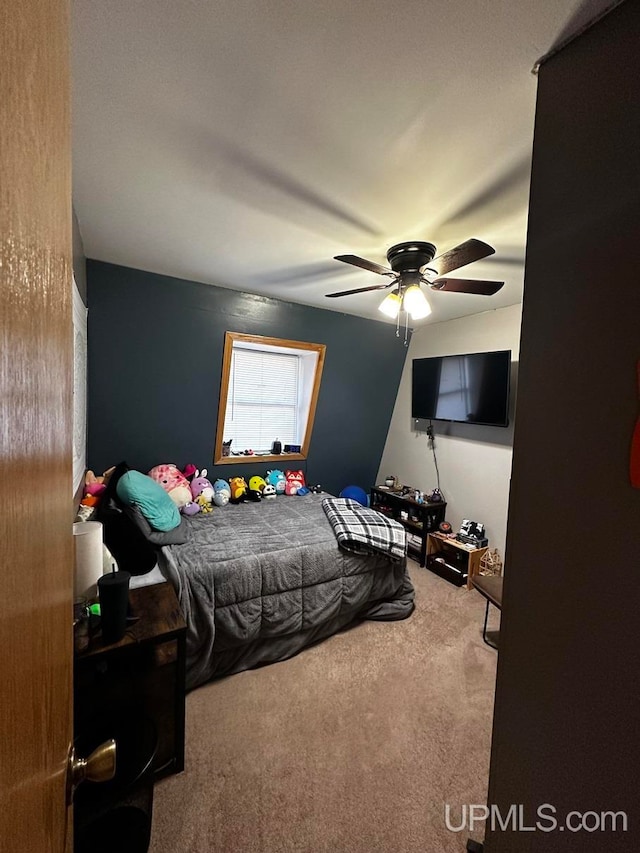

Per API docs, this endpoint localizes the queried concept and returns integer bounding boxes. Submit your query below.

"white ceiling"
[72,0,599,326]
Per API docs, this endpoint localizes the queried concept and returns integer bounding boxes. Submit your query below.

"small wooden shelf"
[426,532,488,590]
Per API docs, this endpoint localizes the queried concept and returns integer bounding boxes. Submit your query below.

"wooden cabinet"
[370,487,447,567]
[74,582,186,779]
[426,532,488,590]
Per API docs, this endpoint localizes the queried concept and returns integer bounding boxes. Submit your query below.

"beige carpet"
[150,562,499,853]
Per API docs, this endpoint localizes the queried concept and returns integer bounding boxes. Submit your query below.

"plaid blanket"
[322,497,407,562]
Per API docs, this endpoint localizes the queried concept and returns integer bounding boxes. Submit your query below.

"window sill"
[213,452,306,466]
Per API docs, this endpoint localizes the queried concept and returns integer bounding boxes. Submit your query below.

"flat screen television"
[412,350,511,427]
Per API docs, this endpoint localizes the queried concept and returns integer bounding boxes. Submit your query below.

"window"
[214,332,326,465]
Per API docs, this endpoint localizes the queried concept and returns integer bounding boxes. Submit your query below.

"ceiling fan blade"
[326,280,397,298]
[422,239,495,276]
[428,278,504,295]
[334,254,396,277]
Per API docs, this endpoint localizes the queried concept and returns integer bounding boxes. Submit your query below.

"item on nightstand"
[213,479,231,507]
[266,469,286,494]
[439,521,453,535]
[426,488,444,503]
[229,476,248,503]
[98,570,131,644]
[73,520,105,600]
[459,519,485,538]
[457,519,488,547]
[285,470,306,495]
[384,475,398,488]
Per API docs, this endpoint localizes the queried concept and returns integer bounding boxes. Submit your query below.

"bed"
[156,494,414,689]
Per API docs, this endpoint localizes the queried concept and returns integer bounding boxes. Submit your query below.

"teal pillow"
[116,470,180,532]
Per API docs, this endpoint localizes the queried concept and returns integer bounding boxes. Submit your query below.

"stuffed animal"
[190,469,214,512]
[148,464,194,512]
[247,488,262,502]
[248,475,266,493]
[182,500,201,516]
[266,469,286,495]
[262,483,277,499]
[182,463,197,482]
[212,479,231,507]
[195,494,213,514]
[84,472,105,497]
[229,476,248,503]
[81,466,116,507]
[285,470,306,495]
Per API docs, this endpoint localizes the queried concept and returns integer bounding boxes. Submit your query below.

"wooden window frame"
[213,332,326,466]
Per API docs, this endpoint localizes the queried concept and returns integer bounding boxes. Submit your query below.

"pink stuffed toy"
[148,463,198,513]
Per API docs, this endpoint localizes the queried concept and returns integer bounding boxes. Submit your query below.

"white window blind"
[224,348,300,451]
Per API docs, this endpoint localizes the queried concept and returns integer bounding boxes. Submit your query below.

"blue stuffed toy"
[212,479,231,507]
[265,469,286,495]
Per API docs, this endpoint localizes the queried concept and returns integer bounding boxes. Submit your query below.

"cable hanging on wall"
[426,420,441,494]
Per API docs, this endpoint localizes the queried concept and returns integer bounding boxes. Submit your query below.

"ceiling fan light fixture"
[378,291,401,318]
[403,285,431,319]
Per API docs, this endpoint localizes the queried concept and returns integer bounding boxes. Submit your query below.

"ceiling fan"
[326,239,504,322]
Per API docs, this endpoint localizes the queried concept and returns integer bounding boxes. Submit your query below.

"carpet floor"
[150,561,499,853]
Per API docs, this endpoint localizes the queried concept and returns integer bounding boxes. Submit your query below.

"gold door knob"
[67,739,116,803]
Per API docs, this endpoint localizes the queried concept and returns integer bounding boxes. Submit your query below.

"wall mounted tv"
[412,350,511,427]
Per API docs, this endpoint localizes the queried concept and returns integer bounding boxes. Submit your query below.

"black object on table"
[98,570,131,644]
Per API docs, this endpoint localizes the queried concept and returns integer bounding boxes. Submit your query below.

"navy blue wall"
[87,261,409,496]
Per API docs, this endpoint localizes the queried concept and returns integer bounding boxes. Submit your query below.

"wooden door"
[1,1,74,851]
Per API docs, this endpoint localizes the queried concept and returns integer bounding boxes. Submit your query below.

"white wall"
[376,303,521,558]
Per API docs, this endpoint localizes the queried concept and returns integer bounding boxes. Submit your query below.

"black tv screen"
[412,350,511,427]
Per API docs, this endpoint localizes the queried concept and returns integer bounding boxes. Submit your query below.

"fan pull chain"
[404,311,409,346]
[395,312,400,338]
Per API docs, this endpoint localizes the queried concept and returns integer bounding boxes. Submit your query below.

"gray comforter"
[158,494,414,689]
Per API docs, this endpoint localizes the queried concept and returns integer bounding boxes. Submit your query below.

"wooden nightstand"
[74,582,187,779]
[426,532,488,590]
